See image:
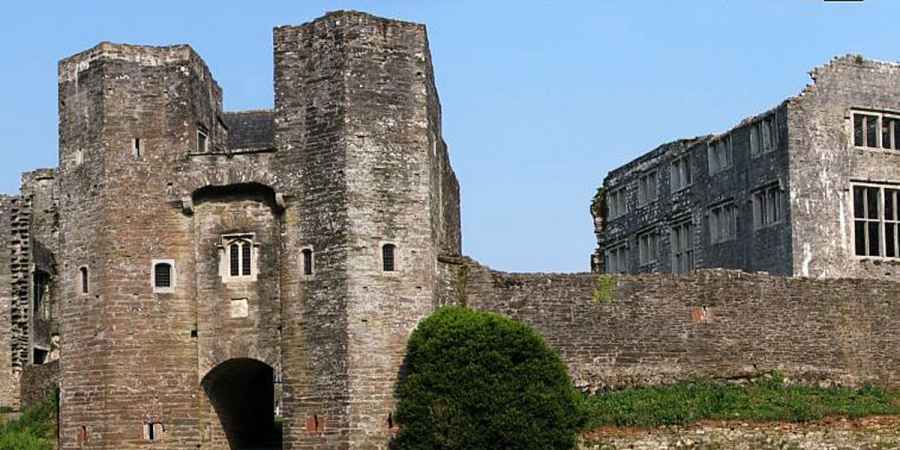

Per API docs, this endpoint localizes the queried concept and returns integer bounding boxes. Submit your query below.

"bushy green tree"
[392,307,583,450]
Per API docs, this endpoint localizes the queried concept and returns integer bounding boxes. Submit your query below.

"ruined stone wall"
[596,105,793,276]
[442,259,900,392]
[20,360,58,408]
[20,169,59,362]
[788,56,900,279]
[0,197,16,409]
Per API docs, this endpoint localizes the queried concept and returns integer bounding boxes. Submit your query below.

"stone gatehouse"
[1,9,899,450]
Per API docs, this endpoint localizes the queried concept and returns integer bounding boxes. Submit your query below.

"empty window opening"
[637,170,658,205]
[153,262,173,291]
[133,138,142,158]
[638,231,658,267]
[382,244,396,272]
[853,110,900,150]
[33,270,51,321]
[607,188,627,219]
[752,185,783,229]
[79,267,88,294]
[670,154,692,191]
[33,348,48,365]
[78,426,88,444]
[197,128,209,153]
[302,248,314,275]
[604,243,629,274]
[707,136,733,174]
[671,220,695,274]
[709,202,737,244]
[853,184,900,258]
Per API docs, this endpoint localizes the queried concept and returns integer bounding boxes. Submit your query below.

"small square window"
[152,260,176,293]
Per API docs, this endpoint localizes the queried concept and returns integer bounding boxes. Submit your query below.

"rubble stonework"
[593,56,900,280]
[1,10,900,450]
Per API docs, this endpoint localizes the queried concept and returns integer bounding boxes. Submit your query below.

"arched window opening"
[33,270,51,320]
[79,267,89,294]
[154,263,172,289]
[382,244,396,272]
[302,248,314,276]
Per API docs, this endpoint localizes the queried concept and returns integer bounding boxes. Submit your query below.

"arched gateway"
[202,358,281,449]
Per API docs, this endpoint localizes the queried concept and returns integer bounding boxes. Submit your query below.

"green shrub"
[392,306,584,450]
[0,391,58,450]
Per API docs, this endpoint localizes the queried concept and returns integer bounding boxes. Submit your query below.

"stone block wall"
[441,258,900,392]
[0,197,16,409]
[20,360,59,408]
[788,56,900,279]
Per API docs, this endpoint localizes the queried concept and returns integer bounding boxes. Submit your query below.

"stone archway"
[202,358,281,449]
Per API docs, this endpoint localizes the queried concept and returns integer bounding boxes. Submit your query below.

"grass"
[0,393,57,450]
[581,374,900,428]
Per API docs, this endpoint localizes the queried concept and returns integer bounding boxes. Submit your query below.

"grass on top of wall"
[582,375,900,428]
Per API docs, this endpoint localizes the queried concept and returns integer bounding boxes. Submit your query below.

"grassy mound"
[583,375,900,428]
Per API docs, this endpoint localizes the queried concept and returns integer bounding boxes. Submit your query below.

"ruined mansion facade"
[593,55,900,280]
[3,9,900,450]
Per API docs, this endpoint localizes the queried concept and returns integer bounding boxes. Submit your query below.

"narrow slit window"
[79,267,88,294]
[302,249,314,275]
[154,263,172,289]
[133,138,141,158]
[382,244,396,272]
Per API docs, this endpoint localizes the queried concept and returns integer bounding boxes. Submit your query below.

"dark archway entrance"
[202,358,281,449]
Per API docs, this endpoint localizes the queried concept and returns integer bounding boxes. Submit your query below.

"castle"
[591,55,900,280]
[1,10,900,450]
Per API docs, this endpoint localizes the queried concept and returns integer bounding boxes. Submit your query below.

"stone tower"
[52,11,460,450]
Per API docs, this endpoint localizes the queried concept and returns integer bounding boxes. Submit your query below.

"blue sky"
[0,1,893,272]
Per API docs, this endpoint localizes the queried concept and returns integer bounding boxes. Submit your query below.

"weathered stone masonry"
[593,56,900,281]
[1,10,900,450]
[440,258,900,392]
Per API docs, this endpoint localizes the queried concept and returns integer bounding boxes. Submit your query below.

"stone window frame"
[671,218,695,274]
[380,242,399,274]
[670,153,692,192]
[708,201,737,244]
[218,234,259,283]
[301,246,315,277]
[637,170,658,206]
[850,108,900,151]
[850,181,900,260]
[706,135,733,175]
[607,186,627,220]
[151,259,176,294]
[637,228,658,267]
[751,183,783,230]
[604,241,629,274]
[749,116,779,158]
